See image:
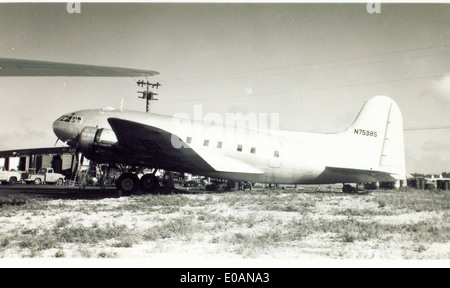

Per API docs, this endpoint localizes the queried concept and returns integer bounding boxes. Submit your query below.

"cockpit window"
[58,114,83,124]
[70,117,82,123]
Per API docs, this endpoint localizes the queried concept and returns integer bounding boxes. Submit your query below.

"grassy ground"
[0,188,448,262]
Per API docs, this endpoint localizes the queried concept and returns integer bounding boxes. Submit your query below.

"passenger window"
[186,137,192,144]
[250,147,256,154]
[203,140,209,147]
[274,150,280,158]
[237,145,243,152]
[217,141,223,149]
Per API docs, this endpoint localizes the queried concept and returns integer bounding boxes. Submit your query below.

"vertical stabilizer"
[341,96,406,180]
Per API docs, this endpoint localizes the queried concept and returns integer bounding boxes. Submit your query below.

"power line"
[157,73,444,104]
[164,51,450,85]
[404,127,450,131]
[162,43,450,83]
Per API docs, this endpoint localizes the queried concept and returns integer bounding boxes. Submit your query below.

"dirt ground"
[0,187,448,267]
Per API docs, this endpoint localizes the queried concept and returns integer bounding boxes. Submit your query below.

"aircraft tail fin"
[340,96,406,181]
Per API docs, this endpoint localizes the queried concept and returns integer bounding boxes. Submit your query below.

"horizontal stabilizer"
[315,167,396,183]
[0,58,159,77]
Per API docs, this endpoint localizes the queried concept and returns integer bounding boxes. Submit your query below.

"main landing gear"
[342,184,353,193]
[115,170,161,195]
[342,183,362,193]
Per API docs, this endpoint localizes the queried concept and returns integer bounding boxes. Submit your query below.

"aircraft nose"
[52,119,65,141]
[52,118,75,142]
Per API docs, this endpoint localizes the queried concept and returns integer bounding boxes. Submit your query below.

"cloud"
[422,140,450,152]
[420,74,450,105]
[0,128,53,150]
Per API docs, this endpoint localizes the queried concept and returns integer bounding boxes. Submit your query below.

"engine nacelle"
[78,127,117,155]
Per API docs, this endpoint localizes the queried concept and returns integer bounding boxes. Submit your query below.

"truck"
[0,167,22,185]
[25,168,65,185]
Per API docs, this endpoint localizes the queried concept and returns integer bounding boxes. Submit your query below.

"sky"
[0,2,448,174]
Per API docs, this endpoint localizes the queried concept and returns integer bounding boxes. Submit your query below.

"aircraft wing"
[107,118,263,175]
[0,58,159,77]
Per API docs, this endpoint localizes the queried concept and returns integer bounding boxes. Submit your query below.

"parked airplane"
[1,58,407,193]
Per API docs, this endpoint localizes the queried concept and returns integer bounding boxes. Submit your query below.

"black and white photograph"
[0,1,448,269]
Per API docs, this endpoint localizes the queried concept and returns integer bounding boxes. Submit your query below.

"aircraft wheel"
[140,174,159,194]
[342,184,353,193]
[116,173,140,194]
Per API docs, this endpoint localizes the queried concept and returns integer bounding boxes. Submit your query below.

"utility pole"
[137,80,161,112]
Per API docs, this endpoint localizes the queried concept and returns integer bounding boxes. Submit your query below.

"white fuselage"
[53,96,406,185]
[53,108,337,183]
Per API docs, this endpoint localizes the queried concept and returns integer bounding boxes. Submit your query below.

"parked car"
[0,167,22,185]
[25,168,65,185]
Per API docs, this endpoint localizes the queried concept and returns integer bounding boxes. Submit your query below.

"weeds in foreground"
[4,220,137,257]
[143,218,201,241]
[0,189,448,258]
[373,190,450,212]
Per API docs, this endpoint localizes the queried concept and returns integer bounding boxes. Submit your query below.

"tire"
[343,184,353,193]
[206,184,217,191]
[9,177,17,185]
[140,174,160,194]
[56,178,64,186]
[116,173,140,194]
[34,178,42,185]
